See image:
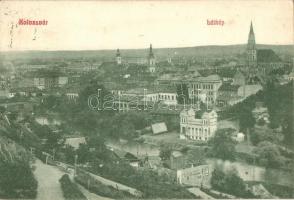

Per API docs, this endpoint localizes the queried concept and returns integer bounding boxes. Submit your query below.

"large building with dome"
[180,108,217,141]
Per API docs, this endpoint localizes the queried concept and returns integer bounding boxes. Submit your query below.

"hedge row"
[59,174,87,200]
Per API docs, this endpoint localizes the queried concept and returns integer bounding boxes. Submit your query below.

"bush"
[210,169,255,198]
[59,174,87,200]
[90,162,197,199]
[200,187,231,199]
[263,182,294,198]
[74,170,135,199]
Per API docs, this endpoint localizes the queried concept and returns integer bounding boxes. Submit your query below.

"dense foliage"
[253,141,286,168]
[159,144,172,161]
[75,171,135,199]
[59,174,87,200]
[210,169,254,198]
[220,81,293,146]
[208,129,237,161]
[0,161,38,199]
[89,161,197,199]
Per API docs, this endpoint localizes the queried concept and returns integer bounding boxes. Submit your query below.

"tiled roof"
[151,122,167,134]
[257,49,281,63]
[219,83,240,92]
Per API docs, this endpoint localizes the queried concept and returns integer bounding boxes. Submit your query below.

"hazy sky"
[0,0,293,51]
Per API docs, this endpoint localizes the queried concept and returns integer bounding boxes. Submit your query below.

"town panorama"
[0,22,293,199]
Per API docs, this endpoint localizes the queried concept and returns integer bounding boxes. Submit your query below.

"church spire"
[247,21,257,67]
[247,21,256,50]
[116,49,121,56]
[249,21,254,34]
[149,44,154,58]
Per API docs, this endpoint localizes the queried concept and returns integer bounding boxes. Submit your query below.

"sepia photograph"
[0,0,293,199]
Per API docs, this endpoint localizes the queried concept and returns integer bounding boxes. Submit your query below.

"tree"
[239,107,255,132]
[0,161,38,198]
[76,143,90,164]
[42,95,61,110]
[78,82,111,110]
[0,106,6,114]
[254,141,285,168]
[159,145,172,161]
[211,169,253,198]
[250,127,283,145]
[208,129,236,161]
[210,169,226,190]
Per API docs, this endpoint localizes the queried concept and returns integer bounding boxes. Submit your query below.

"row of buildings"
[115,44,157,73]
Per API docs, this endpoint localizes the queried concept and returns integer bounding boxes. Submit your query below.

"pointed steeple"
[249,21,254,34]
[247,21,257,67]
[247,21,256,50]
[149,44,154,58]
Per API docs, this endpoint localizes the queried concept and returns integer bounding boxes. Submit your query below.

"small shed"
[151,122,168,134]
[64,137,86,150]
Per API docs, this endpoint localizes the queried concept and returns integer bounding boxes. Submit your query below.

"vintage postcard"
[0,0,293,199]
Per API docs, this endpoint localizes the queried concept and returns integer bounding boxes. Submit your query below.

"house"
[252,102,270,123]
[169,151,186,170]
[237,84,262,98]
[232,132,245,142]
[111,148,140,167]
[64,137,86,150]
[217,69,236,82]
[217,83,241,107]
[9,87,40,97]
[177,164,212,187]
[232,71,246,86]
[139,155,160,169]
[188,74,222,105]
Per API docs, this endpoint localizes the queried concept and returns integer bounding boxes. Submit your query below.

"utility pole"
[74,154,78,177]
[97,88,102,110]
[52,148,55,161]
[45,154,49,165]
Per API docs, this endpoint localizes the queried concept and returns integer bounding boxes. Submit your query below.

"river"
[107,139,294,188]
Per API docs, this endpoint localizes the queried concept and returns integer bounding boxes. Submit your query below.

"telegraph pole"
[74,154,78,177]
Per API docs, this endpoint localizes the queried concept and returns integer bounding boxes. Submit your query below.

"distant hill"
[1,44,293,61]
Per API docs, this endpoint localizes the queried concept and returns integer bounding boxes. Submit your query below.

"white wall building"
[58,76,68,86]
[180,108,217,141]
[177,164,212,187]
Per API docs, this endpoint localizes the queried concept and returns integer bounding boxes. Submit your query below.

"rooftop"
[218,83,240,92]
[257,49,281,63]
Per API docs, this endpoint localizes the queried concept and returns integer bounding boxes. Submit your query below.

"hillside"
[1,44,293,61]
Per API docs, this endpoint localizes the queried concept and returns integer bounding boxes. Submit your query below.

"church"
[115,44,157,73]
[246,22,283,72]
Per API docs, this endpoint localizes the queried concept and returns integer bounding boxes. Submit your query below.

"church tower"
[148,44,156,73]
[116,49,122,65]
[247,21,257,67]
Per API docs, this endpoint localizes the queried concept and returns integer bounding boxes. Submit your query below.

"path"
[85,170,142,197]
[33,159,65,200]
[188,187,214,199]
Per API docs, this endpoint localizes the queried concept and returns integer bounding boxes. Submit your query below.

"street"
[33,159,65,200]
